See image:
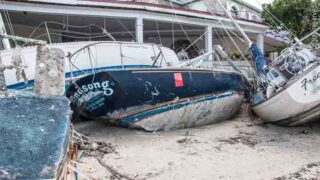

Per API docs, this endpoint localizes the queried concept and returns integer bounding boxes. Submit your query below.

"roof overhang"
[166,0,199,5]
[2,0,268,34]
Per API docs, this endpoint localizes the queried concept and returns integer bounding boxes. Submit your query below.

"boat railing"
[271,26,320,66]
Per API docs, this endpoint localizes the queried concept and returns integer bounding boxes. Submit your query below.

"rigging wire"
[172,22,175,49]
[87,46,97,85]
[184,31,207,53]
[33,32,111,42]
[28,21,116,41]
[205,2,267,89]
[115,18,136,41]
[217,19,268,88]
[254,0,297,42]
[212,28,233,54]
[155,21,163,45]
[223,27,262,82]
[168,0,201,56]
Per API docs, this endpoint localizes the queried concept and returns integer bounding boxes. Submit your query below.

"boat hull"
[252,64,320,126]
[119,92,243,131]
[66,68,245,131]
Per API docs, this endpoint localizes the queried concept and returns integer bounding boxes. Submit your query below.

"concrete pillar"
[34,45,65,96]
[135,18,144,43]
[205,26,213,60]
[257,33,264,55]
[0,14,11,50]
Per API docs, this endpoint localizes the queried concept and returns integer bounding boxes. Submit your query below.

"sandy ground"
[74,107,320,180]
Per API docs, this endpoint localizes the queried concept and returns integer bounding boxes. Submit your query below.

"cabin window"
[271,70,279,78]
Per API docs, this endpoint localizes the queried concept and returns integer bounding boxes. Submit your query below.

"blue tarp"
[251,44,267,74]
[0,91,70,179]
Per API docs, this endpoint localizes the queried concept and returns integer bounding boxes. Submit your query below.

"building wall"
[126,0,262,22]
[14,0,262,22]
[225,0,261,21]
[1,0,269,55]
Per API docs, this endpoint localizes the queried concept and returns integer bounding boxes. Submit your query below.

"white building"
[0,0,286,58]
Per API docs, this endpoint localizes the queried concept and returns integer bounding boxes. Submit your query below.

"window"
[231,6,239,16]
[252,15,258,21]
[246,11,250,20]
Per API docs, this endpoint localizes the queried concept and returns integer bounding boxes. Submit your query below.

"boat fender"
[266,84,275,98]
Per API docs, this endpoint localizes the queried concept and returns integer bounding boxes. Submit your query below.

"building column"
[257,33,264,55]
[0,14,11,50]
[135,17,144,43]
[205,26,213,60]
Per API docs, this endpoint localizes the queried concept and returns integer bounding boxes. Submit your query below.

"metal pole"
[45,22,52,44]
[0,34,46,45]
[216,0,253,47]
[0,14,11,50]
[176,51,214,67]
[135,17,144,43]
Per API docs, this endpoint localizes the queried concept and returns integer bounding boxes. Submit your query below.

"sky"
[245,0,274,9]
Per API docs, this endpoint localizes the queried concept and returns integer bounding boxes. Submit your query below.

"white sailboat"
[217,0,320,126]
[0,40,181,89]
[252,37,320,125]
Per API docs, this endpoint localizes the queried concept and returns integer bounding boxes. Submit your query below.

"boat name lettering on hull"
[70,80,114,104]
[301,71,320,92]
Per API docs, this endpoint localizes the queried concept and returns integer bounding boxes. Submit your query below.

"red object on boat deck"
[174,73,184,87]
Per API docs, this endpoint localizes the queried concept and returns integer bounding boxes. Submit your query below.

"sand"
[74,108,320,180]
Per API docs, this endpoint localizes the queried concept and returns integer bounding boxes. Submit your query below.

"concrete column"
[135,17,144,43]
[0,14,11,50]
[205,26,213,60]
[34,45,65,96]
[257,33,264,55]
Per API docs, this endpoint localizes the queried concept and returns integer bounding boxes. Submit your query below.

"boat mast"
[216,0,253,47]
[216,0,267,74]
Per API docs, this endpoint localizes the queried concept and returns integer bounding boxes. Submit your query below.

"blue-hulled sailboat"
[66,43,246,131]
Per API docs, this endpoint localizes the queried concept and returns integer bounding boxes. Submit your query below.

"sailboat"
[0,34,246,131]
[2,41,182,89]
[66,42,246,131]
[217,0,320,126]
